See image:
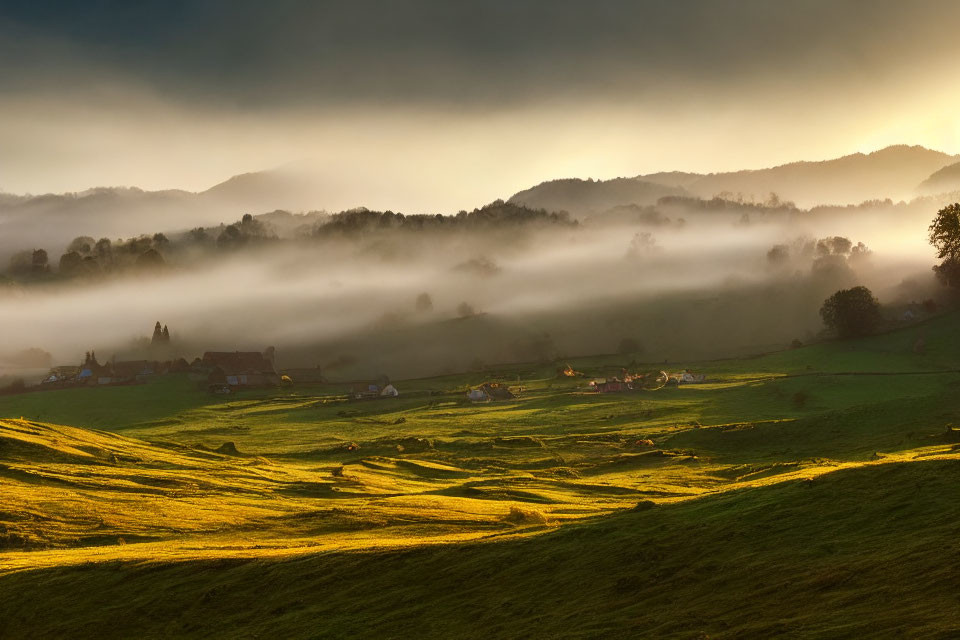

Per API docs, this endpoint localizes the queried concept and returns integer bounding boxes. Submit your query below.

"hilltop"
[510,145,959,216]
[4,459,958,638]
[918,160,960,195]
[4,143,959,261]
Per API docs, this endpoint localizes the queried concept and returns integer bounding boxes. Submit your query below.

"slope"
[1,458,958,639]
[510,145,958,215]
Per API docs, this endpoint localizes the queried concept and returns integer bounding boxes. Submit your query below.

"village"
[31,322,708,404]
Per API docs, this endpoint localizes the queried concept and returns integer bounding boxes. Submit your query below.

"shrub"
[820,286,881,338]
[929,203,960,289]
[503,506,548,526]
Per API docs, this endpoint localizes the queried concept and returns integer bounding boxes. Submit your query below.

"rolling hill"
[2,311,960,637]
[510,145,959,215]
[0,168,329,263]
[2,445,958,638]
[507,178,688,218]
[3,144,957,262]
[917,160,960,195]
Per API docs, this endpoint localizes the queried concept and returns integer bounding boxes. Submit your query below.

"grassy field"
[1,311,959,637]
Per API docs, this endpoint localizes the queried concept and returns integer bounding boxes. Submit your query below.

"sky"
[3,0,960,212]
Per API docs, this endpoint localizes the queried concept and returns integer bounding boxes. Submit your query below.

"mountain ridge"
[3,144,959,262]
[510,144,959,215]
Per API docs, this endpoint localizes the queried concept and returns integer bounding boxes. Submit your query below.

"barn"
[202,351,280,387]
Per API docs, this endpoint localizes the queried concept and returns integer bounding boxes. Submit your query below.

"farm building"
[351,381,400,400]
[110,360,157,383]
[41,366,80,385]
[71,351,124,385]
[592,379,632,393]
[203,351,280,387]
[468,388,488,402]
[676,371,706,384]
[468,383,516,402]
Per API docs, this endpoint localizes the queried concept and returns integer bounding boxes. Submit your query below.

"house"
[468,383,516,402]
[468,388,489,402]
[352,382,380,399]
[110,360,157,383]
[202,351,280,387]
[592,379,632,393]
[41,366,80,386]
[350,378,399,400]
[677,371,706,384]
[78,351,108,385]
[380,384,399,397]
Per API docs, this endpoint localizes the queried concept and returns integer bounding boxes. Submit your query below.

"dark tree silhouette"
[95,238,113,261]
[67,236,96,255]
[136,248,166,270]
[929,203,960,288]
[415,292,433,312]
[59,251,83,275]
[820,286,882,338]
[31,249,49,273]
[151,322,164,345]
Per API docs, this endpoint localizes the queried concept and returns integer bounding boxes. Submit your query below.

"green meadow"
[1,311,959,638]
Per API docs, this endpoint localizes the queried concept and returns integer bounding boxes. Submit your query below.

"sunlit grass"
[2,312,960,636]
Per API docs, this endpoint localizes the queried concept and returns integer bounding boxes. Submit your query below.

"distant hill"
[508,178,687,217]
[511,145,959,215]
[917,160,960,195]
[3,144,957,262]
[0,167,331,262]
[671,145,958,207]
[0,187,200,262]
[199,167,329,213]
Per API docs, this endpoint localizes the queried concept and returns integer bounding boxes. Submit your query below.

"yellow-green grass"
[2,458,959,639]
[1,312,960,637]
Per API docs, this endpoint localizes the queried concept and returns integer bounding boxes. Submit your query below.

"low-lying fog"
[0,199,945,381]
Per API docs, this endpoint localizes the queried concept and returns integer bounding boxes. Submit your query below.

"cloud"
[3,1,960,206]
[4,0,960,108]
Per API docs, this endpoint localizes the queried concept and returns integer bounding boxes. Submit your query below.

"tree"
[151,322,164,345]
[136,248,165,271]
[67,236,96,255]
[933,257,960,289]
[930,203,960,288]
[816,236,852,257]
[820,286,881,338]
[59,251,83,275]
[217,224,244,250]
[415,292,433,312]
[766,244,790,265]
[189,227,210,244]
[31,249,49,273]
[95,238,113,262]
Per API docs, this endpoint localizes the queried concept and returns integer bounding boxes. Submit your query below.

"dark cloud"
[3,0,960,108]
